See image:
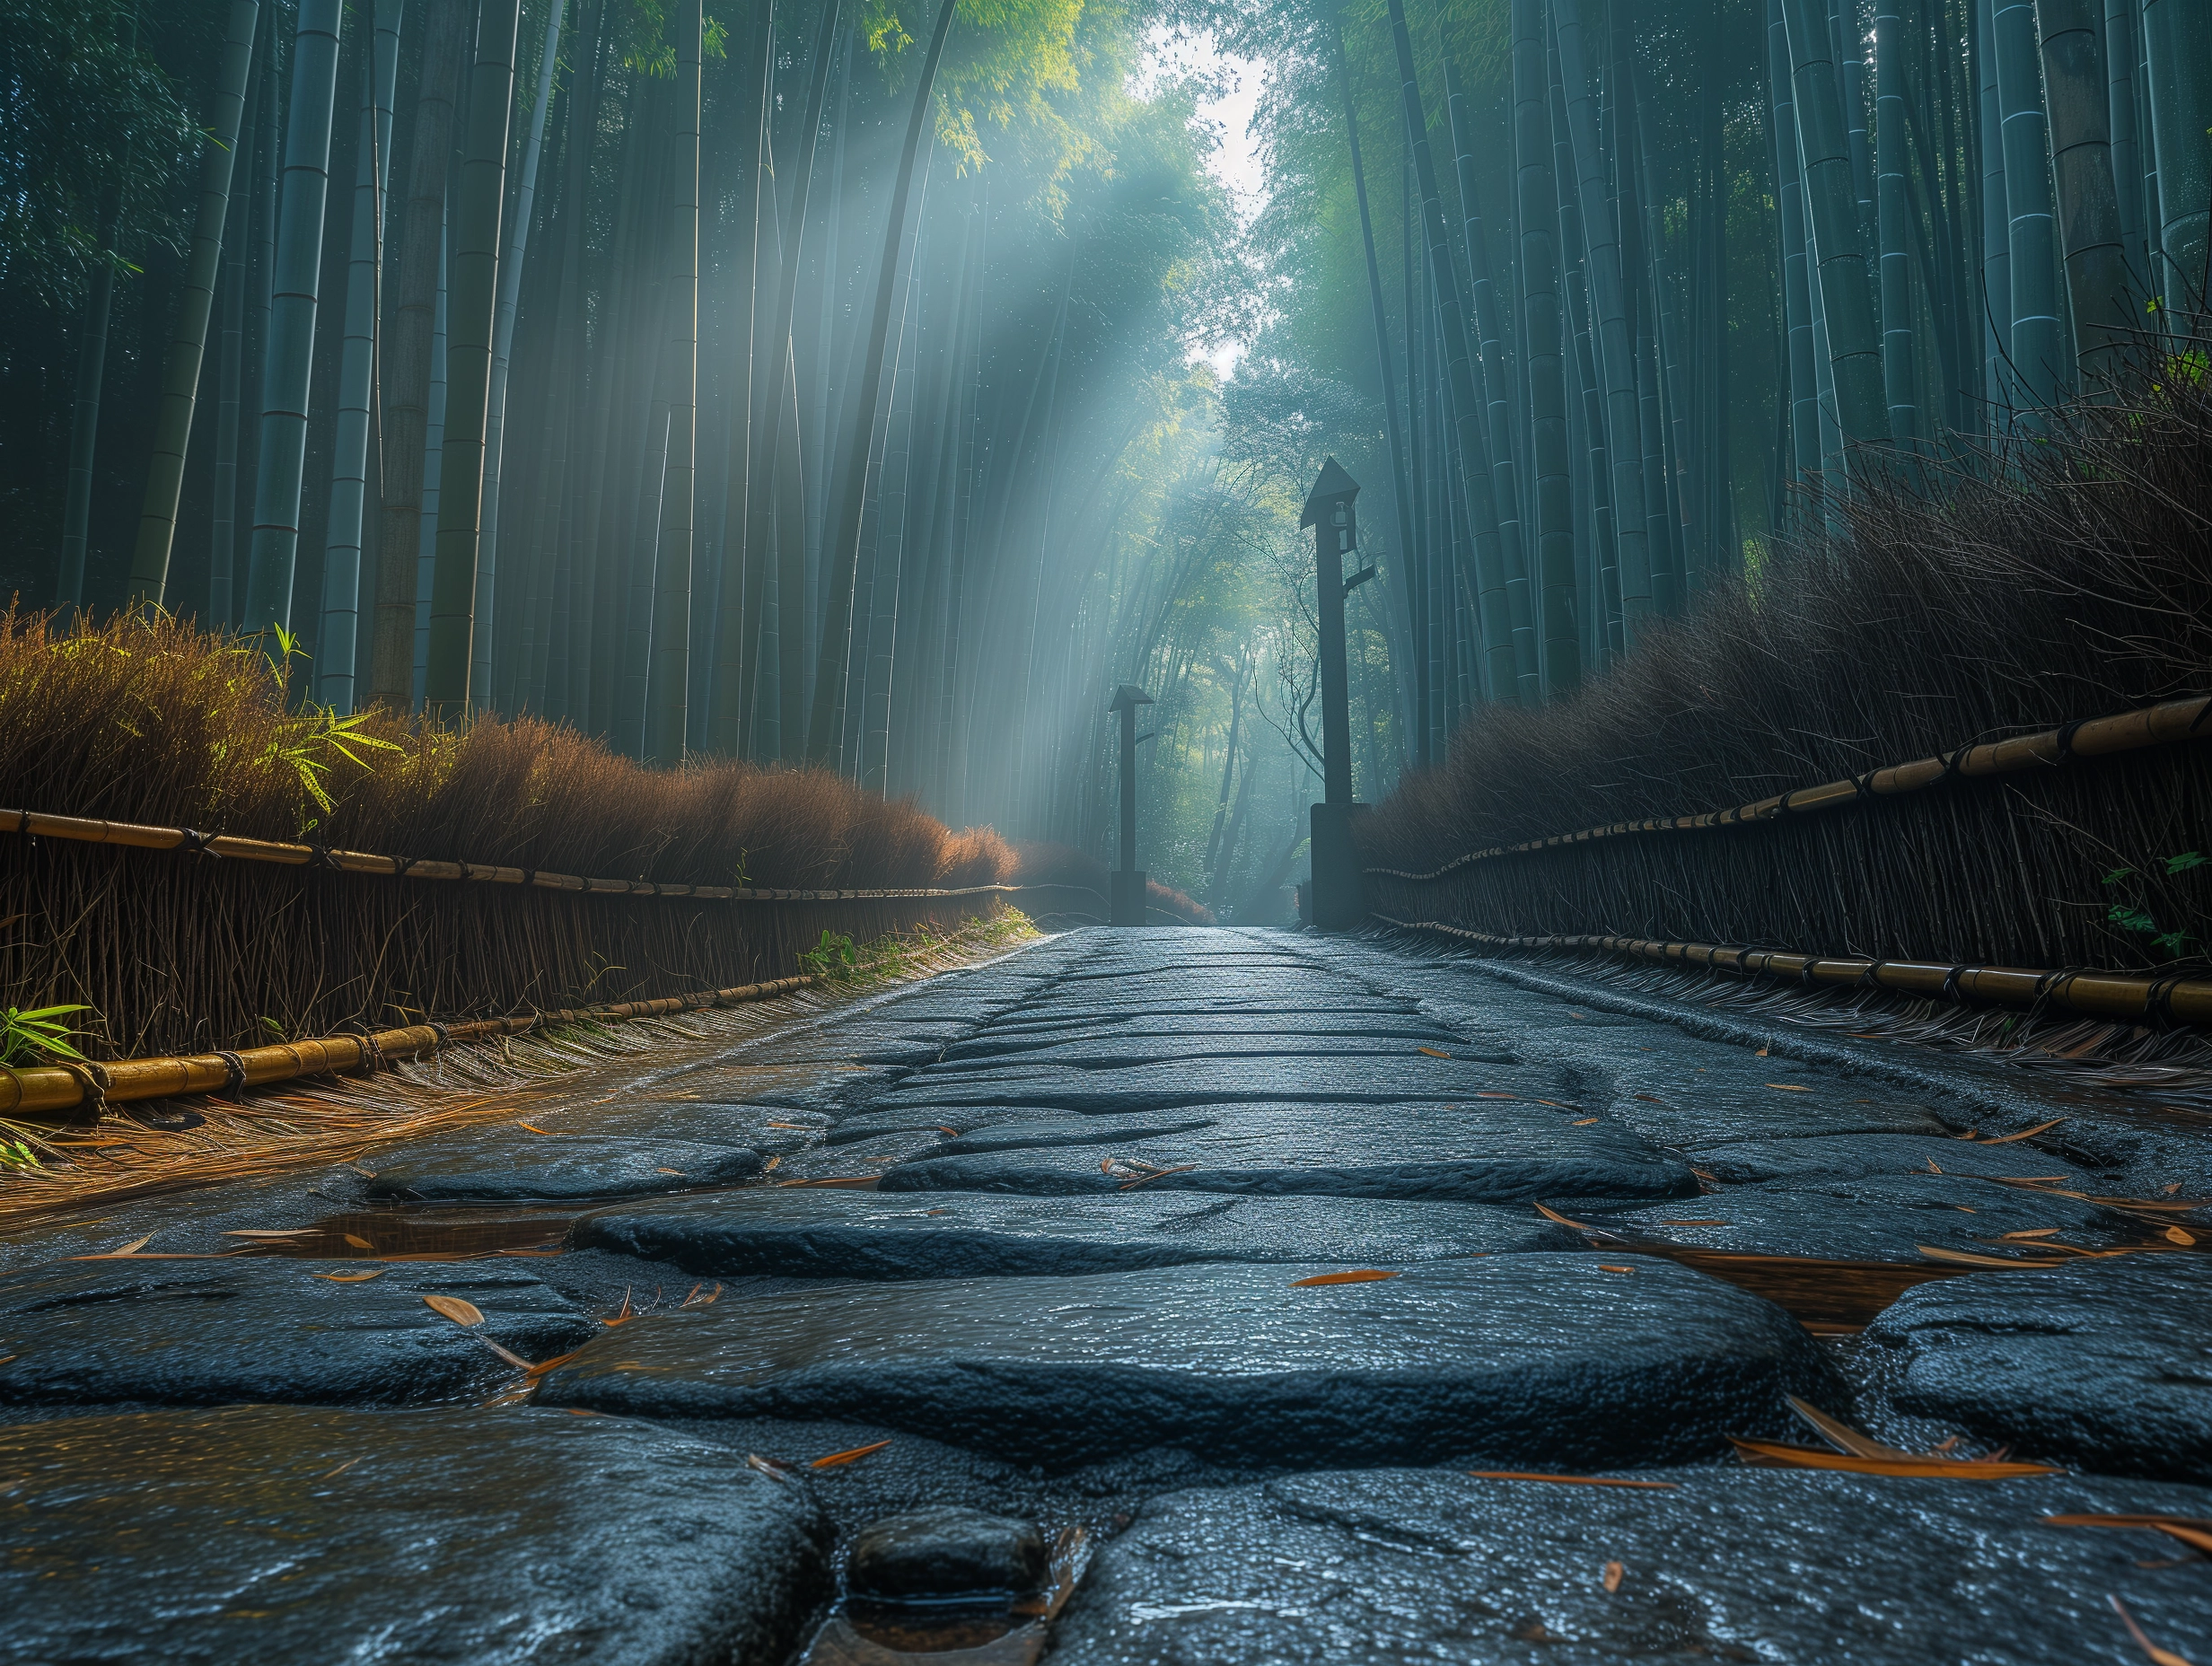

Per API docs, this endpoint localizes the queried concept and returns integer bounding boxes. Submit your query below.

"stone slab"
[534,1256,1840,1469]
[1866,1252,2212,1482]
[0,1405,828,1664]
[0,1260,596,1408]
[931,1033,1503,1071]
[874,1056,1556,1113]
[876,1103,1698,1205]
[1603,1071,1951,1145]
[1689,1132,2102,1188]
[1587,1172,2146,1263]
[570,1189,1585,1279]
[364,1133,764,1203]
[1044,1467,2212,1665]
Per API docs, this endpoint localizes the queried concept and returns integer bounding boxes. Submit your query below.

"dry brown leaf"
[483,1339,537,1372]
[747,1452,794,1481]
[2046,1514,2212,1557]
[422,1294,485,1326]
[342,1233,373,1250]
[1690,1167,1719,1184]
[1288,1269,1400,1286]
[1418,1047,1452,1058]
[320,1457,362,1478]
[1980,1118,2066,1145]
[765,1121,807,1130]
[761,1155,780,1172]
[1596,1264,1637,1274]
[2166,1225,2198,1246]
[1916,1244,2067,1268]
[1467,1471,1678,1489]
[2164,1182,2184,1195]
[1729,1439,2061,1477]
[2002,1228,2063,1239]
[1476,1092,1520,1100]
[654,1168,688,1176]
[1766,1083,1812,1092]
[810,1439,892,1469]
[312,1269,386,1283]
[1786,1395,1917,1460]
[1927,1159,1944,1174]
[935,1126,958,1135]
[516,1122,559,1136]
[110,1233,154,1257]
[603,1290,634,1328]
[1571,1117,1600,1126]
[226,1229,312,1240]
[1633,1093,1666,1103]
[2110,1594,2199,1666]
[1755,1047,1769,1057]
[1099,1158,1113,1172]
[1533,1202,1597,1230]
[1602,1561,1625,1593]
[1118,1163,1198,1190]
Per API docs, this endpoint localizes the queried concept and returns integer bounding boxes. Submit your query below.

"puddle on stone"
[796,1521,1088,1664]
[225,1207,578,1261]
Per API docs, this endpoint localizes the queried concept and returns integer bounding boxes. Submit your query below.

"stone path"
[4,927,2208,1663]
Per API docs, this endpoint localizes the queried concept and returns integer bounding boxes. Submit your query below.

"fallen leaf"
[2046,1514,2212,1558]
[422,1294,485,1326]
[1980,1118,2065,1145]
[517,1122,559,1135]
[1755,1047,1769,1057]
[1786,1395,1918,1460]
[1119,1162,1198,1190]
[2109,1593,2199,1666]
[1916,1244,2067,1268]
[1728,1439,2061,1477]
[320,1457,361,1478]
[342,1233,374,1250]
[109,1233,154,1257]
[1690,1167,1719,1184]
[602,1289,634,1328]
[1766,1083,1811,1092]
[1571,1117,1600,1126]
[226,1229,312,1240]
[483,1339,537,1372]
[681,1282,724,1308]
[1467,1471,1678,1489]
[1602,1561,1624,1593]
[1596,1264,1637,1274]
[2164,1182,2183,1196]
[1633,1093,1667,1103]
[1955,1206,1979,1214]
[1289,1269,1400,1286]
[1418,1047,1452,1058]
[1475,1092,1520,1100]
[1100,1158,1113,1172]
[1927,1159,1944,1174]
[810,1439,892,1469]
[765,1121,807,1130]
[936,1127,958,1135]
[2167,1225,2197,1246]
[654,1168,688,1176]
[312,1269,387,1283]
[1569,1011,1585,1018]
[1533,1202,1598,1231]
[762,1155,779,1172]
[2002,1228,2063,1239]
[0,1355,15,1365]
[747,1452,794,1480]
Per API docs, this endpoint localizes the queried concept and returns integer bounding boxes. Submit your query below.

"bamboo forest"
[4,0,2212,1656]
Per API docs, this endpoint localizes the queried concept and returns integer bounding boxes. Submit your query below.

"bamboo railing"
[1363,693,2212,882]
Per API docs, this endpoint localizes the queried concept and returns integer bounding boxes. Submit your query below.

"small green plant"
[1,1003,92,1067]
[0,1137,42,1170]
[2101,852,2206,958]
[799,931,859,979]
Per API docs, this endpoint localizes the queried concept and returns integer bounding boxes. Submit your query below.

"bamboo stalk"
[0,975,821,1118]
[1365,692,2212,880]
[1371,914,2212,1026]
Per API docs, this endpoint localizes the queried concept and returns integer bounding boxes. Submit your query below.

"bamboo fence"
[0,804,1102,1058]
[1363,695,2212,1022]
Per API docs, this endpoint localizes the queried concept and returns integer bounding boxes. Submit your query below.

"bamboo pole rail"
[0,972,831,1118]
[1371,914,2212,1027]
[1363,693,2212,882]
[0,803,1086,905]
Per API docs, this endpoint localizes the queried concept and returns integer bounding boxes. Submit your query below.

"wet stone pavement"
[4,927,2210,1663]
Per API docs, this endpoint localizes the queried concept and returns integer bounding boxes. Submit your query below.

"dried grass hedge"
[1360,359,2212,974]
[0,608,1018,1057]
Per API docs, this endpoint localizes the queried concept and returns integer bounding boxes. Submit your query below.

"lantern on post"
[1107,683,1154,925]
[1300,458,1367,929]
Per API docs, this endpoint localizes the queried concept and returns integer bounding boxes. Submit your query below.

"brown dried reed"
[0,608,1019,1057]
[1361,360,2212,974]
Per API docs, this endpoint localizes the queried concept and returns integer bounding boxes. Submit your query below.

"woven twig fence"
[1360,697,2212,1007]
[0,806,1098,1058]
